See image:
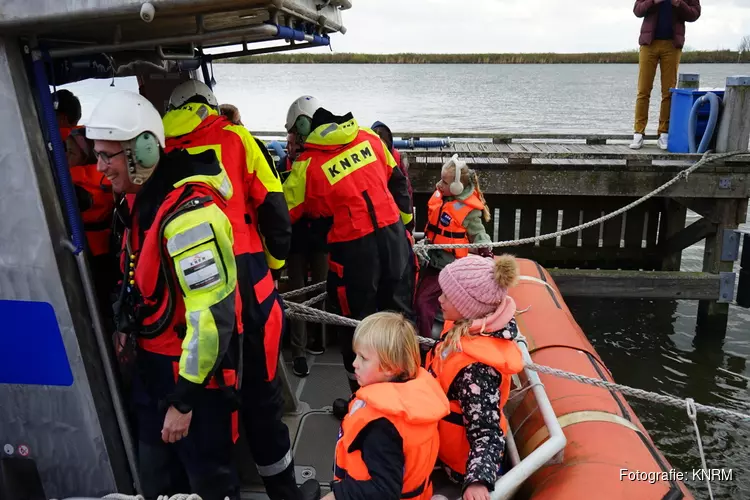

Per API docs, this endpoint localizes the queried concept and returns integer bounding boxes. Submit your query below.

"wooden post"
[696,200,740,337]
[715,76,750,153]
[659,199,688,270]
[678,73,700,89]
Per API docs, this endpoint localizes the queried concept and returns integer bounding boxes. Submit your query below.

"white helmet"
[285,95,321,134]
[86,90,165,147]
[86,90,165,185]
[168,79,218,110]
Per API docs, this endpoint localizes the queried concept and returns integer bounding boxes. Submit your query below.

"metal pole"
[62,240,141,494]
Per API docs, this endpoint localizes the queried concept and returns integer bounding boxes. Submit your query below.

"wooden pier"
[401,133,750,335]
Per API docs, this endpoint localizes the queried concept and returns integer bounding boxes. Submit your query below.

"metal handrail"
[489,336,566,500]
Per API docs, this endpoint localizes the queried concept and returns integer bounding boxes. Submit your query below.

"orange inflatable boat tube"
[508,259,693,499]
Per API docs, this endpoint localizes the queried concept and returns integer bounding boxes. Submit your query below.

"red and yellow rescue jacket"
[119,149,239,408]
[163,103,291,270]
[70,164,114,256]
[334,368,449,499]
[425,190,485,259]
[163,103,291,380]
[425,331,524,476]
[283,114,413,244]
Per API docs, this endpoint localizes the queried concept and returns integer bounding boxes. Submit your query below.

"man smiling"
[87,89,241,500]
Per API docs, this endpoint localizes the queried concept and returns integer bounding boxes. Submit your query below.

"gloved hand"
[477,246,494,259]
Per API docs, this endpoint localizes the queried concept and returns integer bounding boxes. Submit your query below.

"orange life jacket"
[333,368,450,499]
[70,164,114,256]
[424,190,485,259]
[425,333,524,476]
[293,129,403,244]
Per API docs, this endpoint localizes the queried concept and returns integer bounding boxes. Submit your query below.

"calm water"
[65,63,750,498]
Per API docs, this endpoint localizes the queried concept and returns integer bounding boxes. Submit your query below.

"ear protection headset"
[124,131,160,185]
[449,154,466,196]
[294,115,313,138]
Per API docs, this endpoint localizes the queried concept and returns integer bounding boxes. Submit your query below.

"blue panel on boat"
[0,300,73,386]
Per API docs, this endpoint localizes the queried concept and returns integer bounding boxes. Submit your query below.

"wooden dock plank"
[582,208,602,248]
[549,269,720,300]
[519,208,537,246]
[560,209,580,248]
[539,208,559,247]
[624,206,647,250]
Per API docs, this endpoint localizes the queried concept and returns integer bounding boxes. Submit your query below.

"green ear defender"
[134,132,160,168]
[295,115,312,138]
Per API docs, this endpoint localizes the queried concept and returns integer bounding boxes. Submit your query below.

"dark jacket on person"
[634,0,701,49]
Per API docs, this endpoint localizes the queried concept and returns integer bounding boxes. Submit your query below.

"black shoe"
[299,478,321,500]
[293,357,309,377]
[332,398,349,420]
[305,336,325,355]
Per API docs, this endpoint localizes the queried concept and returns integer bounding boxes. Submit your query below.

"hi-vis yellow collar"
[163,103,218,138]
[305,117,360,147]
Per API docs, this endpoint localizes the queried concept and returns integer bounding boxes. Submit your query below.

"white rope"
[301,291,327,307]
[413,150,747,257]
[525,361,750,422]
[279,281,326,300]
[686,398,715,500]
[283,301,750,422]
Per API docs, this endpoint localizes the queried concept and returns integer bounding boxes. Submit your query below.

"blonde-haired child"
[325,312,449,500]
[426,255,525,500]
[416,156,493,340]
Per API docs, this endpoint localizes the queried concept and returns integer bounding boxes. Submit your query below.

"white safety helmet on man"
[285,95,321,137]
[86,90,165,185]
[168,78,218,110]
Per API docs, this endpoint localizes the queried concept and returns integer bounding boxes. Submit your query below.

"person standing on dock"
[630,0,701,150]
[283,98,415,418]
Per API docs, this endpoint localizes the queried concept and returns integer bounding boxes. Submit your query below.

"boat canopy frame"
[1,0,349,81]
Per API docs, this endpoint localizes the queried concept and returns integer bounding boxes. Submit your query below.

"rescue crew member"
[425,255,525,500]
[371,120,418,308]
[371,121,413,208]
[162,80,318,500]
[86,90,240,500]
[282,97,415,415]
[65,127,118,322]
[280,95,329,378]
[54,88,81,141]
[416,155,493,340]
[326,312,449,500]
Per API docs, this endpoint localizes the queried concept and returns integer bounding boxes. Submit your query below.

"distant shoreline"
[221,51,750,64]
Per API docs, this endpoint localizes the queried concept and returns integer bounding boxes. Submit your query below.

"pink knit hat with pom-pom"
[438,254,519,319]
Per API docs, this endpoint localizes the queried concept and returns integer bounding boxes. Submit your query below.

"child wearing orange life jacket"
[325,312,449,500]
[415,155,493,340]
[425,254,525,500]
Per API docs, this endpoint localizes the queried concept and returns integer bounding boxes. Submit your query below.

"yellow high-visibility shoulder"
[283,157,312,213]
[224,124,283,194]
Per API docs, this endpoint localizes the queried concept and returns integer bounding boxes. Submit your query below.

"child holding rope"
[326,312,449,500]
[415,155,493,340]
[425,254,524,500]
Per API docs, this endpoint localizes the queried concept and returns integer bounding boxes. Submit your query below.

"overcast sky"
[311,0,750,54]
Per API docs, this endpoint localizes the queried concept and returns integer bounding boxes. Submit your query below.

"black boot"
[263,462,320,500]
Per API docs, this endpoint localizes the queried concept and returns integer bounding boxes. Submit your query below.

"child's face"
[439,293,464,321]
[436,168,455,197]
[352,345,394,387]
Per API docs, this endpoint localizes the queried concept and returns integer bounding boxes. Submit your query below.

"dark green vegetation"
[223,50,750,64]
